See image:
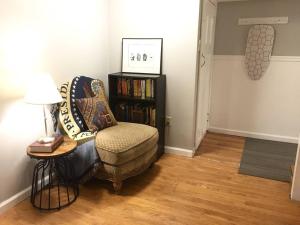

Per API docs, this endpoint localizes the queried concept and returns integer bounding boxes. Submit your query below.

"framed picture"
[122,38,163,74]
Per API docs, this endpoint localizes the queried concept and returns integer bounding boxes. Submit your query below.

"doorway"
[195,0,217,148]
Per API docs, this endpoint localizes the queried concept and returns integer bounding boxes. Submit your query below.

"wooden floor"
[1,132,300,225]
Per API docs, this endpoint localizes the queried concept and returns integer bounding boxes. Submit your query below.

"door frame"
[193,0,217,151]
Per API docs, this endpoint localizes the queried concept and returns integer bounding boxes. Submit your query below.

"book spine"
[151,80,154,98]
[130,79,134,97]
[150,107,156,127]
[145,107,149,124]
[121,79,126,96]
[29,147,51,153]
[141,80,145,99]
[146,79,151,98]
[117,78,122,96]
[149,107,152,126]
[137,80,141,97]
[127,79,130,96]
[124,80,128,96]
[133,80,138,97]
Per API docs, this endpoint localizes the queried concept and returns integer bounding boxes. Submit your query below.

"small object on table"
[28,134,63,153]
[27,136,78,210]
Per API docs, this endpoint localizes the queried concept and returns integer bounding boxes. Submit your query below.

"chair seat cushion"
[95,145,157,181]
[95,122,158,165]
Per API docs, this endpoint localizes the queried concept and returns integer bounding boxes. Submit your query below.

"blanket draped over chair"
[56,76,105,182]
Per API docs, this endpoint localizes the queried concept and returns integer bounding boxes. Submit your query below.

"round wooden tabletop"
[27,136,77,159]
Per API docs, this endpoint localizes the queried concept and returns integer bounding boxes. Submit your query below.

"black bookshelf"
[108,72,166,158]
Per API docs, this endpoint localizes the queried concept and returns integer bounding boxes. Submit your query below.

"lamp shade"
[24,73,63,105]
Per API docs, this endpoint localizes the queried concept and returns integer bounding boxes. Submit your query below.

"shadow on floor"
[80,163,161,200]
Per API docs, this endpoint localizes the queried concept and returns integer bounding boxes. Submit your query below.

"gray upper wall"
[214,0,300,56]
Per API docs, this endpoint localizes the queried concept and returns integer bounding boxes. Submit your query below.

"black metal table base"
[31,157,79,210]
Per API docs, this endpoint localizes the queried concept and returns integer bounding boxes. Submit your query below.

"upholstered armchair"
[58,76,158,193]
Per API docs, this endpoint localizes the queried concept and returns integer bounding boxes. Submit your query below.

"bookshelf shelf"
[108,72,166,157]
[110,95,156,103]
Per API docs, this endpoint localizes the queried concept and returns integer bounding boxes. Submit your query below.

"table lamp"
[24,73,63,143]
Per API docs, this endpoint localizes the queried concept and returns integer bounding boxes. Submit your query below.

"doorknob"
[201,53,206,68]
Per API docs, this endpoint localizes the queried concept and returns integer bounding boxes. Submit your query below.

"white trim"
[214,55,300,62]
[0,175,49,214]
[238,17,288,26]
[165,146,194,157]
[0,186,31,214]
[209,127,298,144]
[214,55,244,61]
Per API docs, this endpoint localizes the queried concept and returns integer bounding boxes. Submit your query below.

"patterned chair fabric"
[96,122,158,165]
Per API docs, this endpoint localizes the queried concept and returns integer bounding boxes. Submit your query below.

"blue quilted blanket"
[55,129,100,182]
[65,139,100,181]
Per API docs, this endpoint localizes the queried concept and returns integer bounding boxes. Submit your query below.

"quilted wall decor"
[245,25,275,80]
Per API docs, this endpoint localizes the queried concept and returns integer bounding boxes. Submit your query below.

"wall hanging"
[245,25,275,80]
[122,38,163,75]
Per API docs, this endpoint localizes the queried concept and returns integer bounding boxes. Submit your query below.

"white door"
[195,0,217,148]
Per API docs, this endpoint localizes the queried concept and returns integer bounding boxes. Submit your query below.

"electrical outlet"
[165,116,172,126]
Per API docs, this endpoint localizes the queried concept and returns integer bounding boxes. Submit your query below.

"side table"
[27,136,78,210]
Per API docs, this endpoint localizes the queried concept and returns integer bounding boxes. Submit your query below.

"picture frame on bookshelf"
[122,38,163,75]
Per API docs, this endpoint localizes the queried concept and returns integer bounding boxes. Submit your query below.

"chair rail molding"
[214,55,300,62]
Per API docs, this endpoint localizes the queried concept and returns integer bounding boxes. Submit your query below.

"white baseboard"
[209,127,298,144]
[0,186,31,214]
[0,175,49,214]
[165,146,194,157]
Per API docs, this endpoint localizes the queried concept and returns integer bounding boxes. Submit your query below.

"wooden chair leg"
[113,181,122,194]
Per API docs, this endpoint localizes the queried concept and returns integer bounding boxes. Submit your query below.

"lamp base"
[38,136,55,144]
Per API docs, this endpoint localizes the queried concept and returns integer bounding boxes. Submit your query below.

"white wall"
[210,55,300,143]
[108,0,200,150]
[0,0,109,208]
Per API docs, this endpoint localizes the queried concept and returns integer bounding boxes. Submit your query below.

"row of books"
[117,78,155,98]
[114,103,156,126]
